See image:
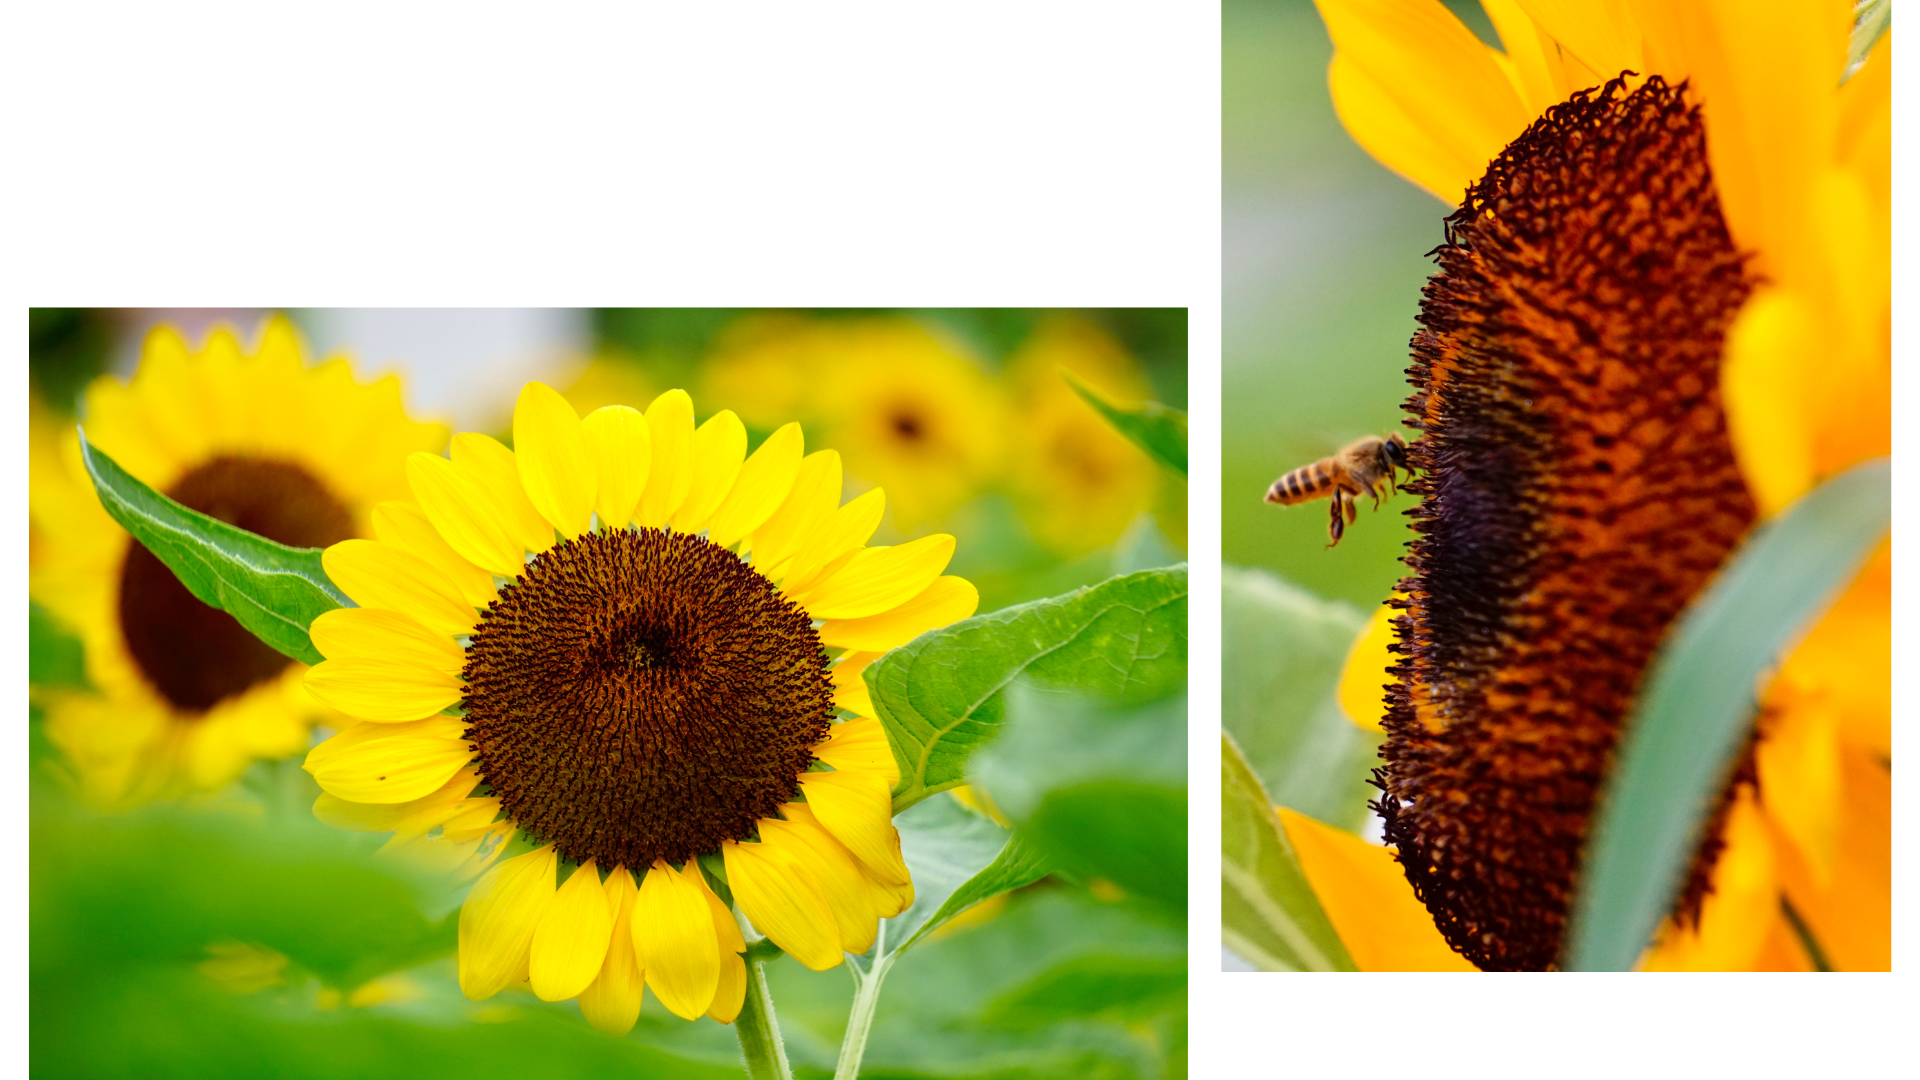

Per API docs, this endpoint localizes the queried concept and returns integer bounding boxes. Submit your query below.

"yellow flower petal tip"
[1276,807,1476,972]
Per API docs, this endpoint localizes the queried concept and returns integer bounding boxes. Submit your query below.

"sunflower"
[1004,315,1163,555]
[29,317,447,808]
[811,318,1008,528]
[299,383,979,1033]
[1282,0,1889,970]
[700,313,1009,529]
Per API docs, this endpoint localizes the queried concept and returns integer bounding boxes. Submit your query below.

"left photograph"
[28,309,1190,1080]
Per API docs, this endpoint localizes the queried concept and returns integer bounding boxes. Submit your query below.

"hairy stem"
[734,950,793,1080]
[833,924,898,1080]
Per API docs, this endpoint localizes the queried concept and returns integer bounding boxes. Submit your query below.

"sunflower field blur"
[29,308,1188,1079]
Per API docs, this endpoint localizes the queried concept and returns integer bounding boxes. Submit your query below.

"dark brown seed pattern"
[1377,76,1760,971]
[462,529,833,869]
[118,455,356,713]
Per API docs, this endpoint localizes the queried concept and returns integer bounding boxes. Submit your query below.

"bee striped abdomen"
[1265,458,1336,505]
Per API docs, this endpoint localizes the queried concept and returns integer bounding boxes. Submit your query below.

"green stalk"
[833,925,898,1080]
[733,950,793,1080]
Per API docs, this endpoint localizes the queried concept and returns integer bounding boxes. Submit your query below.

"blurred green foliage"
[30,307,116,416]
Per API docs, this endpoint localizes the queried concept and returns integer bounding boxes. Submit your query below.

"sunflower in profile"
[300,383,979,1033]
[29,317,447,807]
[1280,0,1889,970]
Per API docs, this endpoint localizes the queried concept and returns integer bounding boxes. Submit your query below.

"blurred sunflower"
[696,312,833,430]
[28,317,447,807]
[811,318,1008,529]
[300,383,979,1033]
[1004,315,1162,555]
[1284,0,1889,970]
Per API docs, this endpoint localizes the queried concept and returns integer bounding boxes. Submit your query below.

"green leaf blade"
[869,565,1188,813]
[77,430,349,666]
[1564,458,1891,971]
[1063,370,1188,476]
[1221,733,1355,972]
[883,796,1054,956]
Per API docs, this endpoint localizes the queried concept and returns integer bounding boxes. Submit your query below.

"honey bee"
[1264,432,1411,547]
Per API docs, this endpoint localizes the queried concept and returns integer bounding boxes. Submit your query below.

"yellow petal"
[793,534,955,621]
[406,452,524,576]
[371,501,500,609]
[818,575,979,652]
[514,382,596,540]
[1775,541,1890,758]
[830,652,880,717]
[1316,0,1533,205]
[782,488,886,594]
[636,390,696,528]
[312,765,480,833]
[308,606,465,674]
[1336,603,1396,732]
[705,952,746,1025]
[1755,688,1842,886]
[670,409,749,533]
[633,860,721,1021]
[304,657,461,723]
[721,840,843,971]
[1639,790,1778,971]
[581,405,650,530]
[694,864,747,955]
[322,539,478,638]
[797,769,908,885]
[459,846,557,1000]
[748,450,841,573]
[530,859,615,1002]
[1276,806,1477,971]
[579,866,644,1036]
[1511,0,1643,83]
[707,422,805,549]
[303,716,472,804]
[813,715,900,789]
[1668,0,1847,292]
[761,812,880,954]
[1771,746,1889,971]
[788,802,916,917]
[1482,0,1572,115]
[1721,288,1819,517]
[451,433,557,558]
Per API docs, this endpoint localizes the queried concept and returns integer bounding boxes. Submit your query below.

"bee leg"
[1345,491,1359,525]
[1325,493,1344,547]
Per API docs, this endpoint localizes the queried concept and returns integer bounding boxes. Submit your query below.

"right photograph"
[1223,0,1889,972]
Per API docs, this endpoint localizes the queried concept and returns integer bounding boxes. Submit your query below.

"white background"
[5,2,1910,1076]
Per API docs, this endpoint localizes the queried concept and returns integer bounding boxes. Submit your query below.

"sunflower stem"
[833,928,898,1080]
[734,950,793,1080]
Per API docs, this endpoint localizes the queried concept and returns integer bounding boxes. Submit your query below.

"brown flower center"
[118,456,355,713]
[462,529,833,869]
[1377,75,1759,971]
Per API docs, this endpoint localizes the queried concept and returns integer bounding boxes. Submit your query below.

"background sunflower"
[28,307,1189,1080]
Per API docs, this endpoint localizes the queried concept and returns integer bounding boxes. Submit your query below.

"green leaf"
[1846,0,1889,80]
[978,954,1185,1029]
[1221,733,1355,971]
[969,685,1186,917]
[29,603,88,688]
[1063,370,1188,476]
[870,565,1188,813]
[1222,565,1378,833]
[77,429,348,666]
[876,795,1054,957]
[1564,458,1891,971]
